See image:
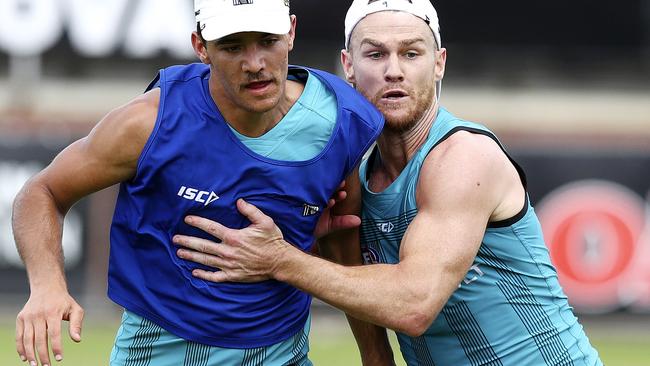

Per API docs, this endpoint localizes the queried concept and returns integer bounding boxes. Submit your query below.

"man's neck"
[371,103,439,189]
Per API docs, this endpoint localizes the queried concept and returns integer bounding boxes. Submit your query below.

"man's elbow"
[398,306,436,337]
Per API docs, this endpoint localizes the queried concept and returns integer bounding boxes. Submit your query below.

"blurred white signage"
[0,0,195,58]
[0,161,83,268]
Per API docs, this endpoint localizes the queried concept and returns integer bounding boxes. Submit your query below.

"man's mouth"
[245,80,273,90]
[381,90,409,100]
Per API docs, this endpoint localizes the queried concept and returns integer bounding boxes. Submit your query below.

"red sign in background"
[537,180,650,313]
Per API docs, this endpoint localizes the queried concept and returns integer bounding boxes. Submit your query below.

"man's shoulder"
[426,108,503,160]
[290,65,358,97]
[436,108,492,134]
[157,63,210,84]
[292,66,350,93]
[110,89,160,140]
[436,130,500,157]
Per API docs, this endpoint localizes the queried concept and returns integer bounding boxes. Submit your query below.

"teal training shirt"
[230,68,336,161]
[359,107,602,366]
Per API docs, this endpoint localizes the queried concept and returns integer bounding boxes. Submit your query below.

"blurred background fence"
[1,0,649,364]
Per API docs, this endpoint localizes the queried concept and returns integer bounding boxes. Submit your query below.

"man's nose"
[384,54,404,82]
[242,46,265,74]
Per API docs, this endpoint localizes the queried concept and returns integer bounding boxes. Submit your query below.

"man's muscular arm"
[175,132,523,336]
[13,89,159,366]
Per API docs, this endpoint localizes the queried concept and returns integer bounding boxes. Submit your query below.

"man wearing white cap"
[13,1,385,365]
[173,0,603,365]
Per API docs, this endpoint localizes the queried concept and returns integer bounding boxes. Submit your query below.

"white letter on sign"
[0,0,63,56]
[65,0,130,57]
[123,0,194,59]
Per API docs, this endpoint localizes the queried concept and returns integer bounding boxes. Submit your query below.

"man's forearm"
[274,243,441,337]
[13,182,68,291]
[175,199,448,336]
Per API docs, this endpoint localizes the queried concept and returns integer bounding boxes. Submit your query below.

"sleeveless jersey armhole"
[133,70,167,182]
[419,125,530,227]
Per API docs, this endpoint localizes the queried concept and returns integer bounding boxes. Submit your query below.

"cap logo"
[233,0,253,5]
[368,0,413,5]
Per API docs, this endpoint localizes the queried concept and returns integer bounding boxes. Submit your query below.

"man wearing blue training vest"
[12,1,385,365]
[174,0,604,365]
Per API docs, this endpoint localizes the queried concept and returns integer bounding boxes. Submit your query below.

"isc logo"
[376,222,394,233]
[177,186,219,206]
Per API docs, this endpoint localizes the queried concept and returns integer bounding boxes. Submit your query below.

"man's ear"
[287,15,297,51]
[340,49,355,83]
[191,31,211,65]
[435,48,447,82]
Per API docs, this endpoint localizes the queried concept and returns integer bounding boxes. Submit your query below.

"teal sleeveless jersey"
[359,108,602,366]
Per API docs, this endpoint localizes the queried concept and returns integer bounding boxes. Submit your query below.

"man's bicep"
[40,93,158,210]
[399,141,499,300]
[39,139,127,210]
[412,133,501,259]
[396,204,486,312]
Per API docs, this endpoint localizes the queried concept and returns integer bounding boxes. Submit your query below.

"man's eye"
[222,46,241,53]
[368,52,382,59]
[405,51,418,59]
[262,38,279,47]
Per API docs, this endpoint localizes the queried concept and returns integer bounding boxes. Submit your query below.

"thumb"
[68,305,84,343]
[330,214,361,233]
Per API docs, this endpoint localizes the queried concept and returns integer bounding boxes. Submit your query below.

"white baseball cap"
[194,0,291,42]
[344,0,441,50]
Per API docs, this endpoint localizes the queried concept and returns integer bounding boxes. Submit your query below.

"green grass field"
[1,314,648,365]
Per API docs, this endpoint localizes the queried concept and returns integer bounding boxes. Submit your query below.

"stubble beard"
[360,82,436,134]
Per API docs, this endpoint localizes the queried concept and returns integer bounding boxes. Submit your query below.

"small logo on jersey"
[177,186,219,206]
[458,264,485,288]
[361,246,381,264]
[233,0,253,5]
[303,204,320,216]
[376,221,394,233]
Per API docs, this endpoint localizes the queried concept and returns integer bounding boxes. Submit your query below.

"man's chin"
[383,117,418,133]
[241,96,281,114]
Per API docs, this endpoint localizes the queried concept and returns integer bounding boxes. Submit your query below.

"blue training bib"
[108,63,383,348]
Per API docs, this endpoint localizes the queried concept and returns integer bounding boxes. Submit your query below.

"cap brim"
[201,11,290,41]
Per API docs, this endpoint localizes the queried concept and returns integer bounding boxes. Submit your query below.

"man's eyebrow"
[215,37,241,46]
[215,33,275,45]
[359,38,384,48]
[359,37,427,48]
[399,38,426,47]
